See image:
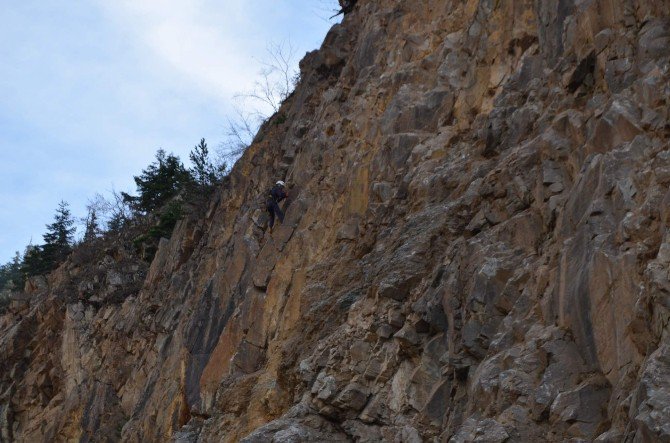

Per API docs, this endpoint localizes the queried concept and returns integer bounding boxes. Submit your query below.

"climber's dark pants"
[266,199,284,228]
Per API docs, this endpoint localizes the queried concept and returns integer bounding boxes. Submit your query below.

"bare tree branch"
[218,105,258,165]
[221,39,302,164]
[311,0,343,22]
[237,39,299,114]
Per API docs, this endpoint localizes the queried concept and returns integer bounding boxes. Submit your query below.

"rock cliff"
[2,0,670,441]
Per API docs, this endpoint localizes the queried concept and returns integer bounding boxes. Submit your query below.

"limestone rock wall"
[2,0,670,441]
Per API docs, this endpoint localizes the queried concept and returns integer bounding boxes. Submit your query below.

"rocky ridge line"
[2,0,670,441]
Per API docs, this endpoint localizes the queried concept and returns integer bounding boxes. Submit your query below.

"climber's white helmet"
[276,180,286,187]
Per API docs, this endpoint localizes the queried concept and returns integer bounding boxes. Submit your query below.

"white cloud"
[0,1,339,262]
[96,0,266,101]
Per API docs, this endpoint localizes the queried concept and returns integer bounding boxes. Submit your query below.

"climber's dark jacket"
[266,185,288,229]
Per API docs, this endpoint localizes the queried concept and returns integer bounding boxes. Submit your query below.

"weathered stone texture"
[2,0,670,441]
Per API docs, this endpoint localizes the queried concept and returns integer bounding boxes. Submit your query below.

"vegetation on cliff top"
[0,139,226,311]
[0,39,303,311]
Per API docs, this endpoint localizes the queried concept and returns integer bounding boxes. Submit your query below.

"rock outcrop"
[2,0,670,441]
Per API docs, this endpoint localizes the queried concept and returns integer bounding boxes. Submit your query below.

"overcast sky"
[0,0,340,263]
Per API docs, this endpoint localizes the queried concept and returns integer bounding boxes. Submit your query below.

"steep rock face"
[2,0,670,441]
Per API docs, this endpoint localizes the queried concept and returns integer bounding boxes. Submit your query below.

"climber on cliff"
[266,181,288,233]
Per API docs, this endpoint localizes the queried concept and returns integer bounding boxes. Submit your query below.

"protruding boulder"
[550,376,611,439]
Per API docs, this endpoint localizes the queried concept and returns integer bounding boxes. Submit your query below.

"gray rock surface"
[1,0,670,442]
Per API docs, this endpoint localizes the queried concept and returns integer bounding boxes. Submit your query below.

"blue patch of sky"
[0,0,341,262]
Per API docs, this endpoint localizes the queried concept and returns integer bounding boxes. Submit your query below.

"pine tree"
[21,244,46,278]
[123,149,191,212]
[189,138,225,188]
[9,251,23,289]
[0,251,24,293]
[41,201,76,271]
[107,210,126,233]
[83,208,100,243]
[190,138,213,187]
[103,190,131,233]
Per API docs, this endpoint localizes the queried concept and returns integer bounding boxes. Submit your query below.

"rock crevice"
[2,0,670,441]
